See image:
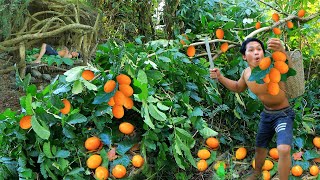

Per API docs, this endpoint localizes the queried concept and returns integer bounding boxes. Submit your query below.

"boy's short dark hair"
[240,38,265,55]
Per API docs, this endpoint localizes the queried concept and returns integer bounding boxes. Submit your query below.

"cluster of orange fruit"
[104,74,134,119]
[196,137,220,171]
[185,28,228,58]
[259,51,289,96]
[255,9,306,35]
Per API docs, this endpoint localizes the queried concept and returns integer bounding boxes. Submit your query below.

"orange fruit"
[112,164,126,179]
[255,22,261,29]
[108,97,115,106]
[263,159,274,171]
[259,57,271,70]
[272,13,280,22]
[298,9,305,18]
[87,154,102,169]
[313,137,320,148]
[116,74,131,85]
[123,96,134,109]
[60,99,71,114]
[206,137,219,149]
[309,165,319,176]
[95,166,109,180]
[273,27,281,35]
[235,147,247,160]
[132,154,144,168]
[268,82,280,96]
[187,46,196,57]
[274,61,289,74]
[114,91,126,105]
[287,21,294,29]
[291,165,303,176]
[216,28,224,39]
[119,84,134,97]
[214,161,226,170]
[119,122,134,135]
[180,34,188,45]
[220,42,228,53]
[269,148,279,160]
[262,170,271,180]
[20,115,32,129]
[272,51,286,61]
[197,160,208,172]
[263,74,270,83]
[197,149,211,160]
[85,136,101,151]
[104,80,116,93]
[269,68,281,83]
[112,105,124,119]
[81,70,95,80]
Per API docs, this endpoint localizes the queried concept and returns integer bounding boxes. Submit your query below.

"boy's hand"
[210,68,221,80]
[267,38,285,52]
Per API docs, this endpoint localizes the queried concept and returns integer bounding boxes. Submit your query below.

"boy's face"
[71,51,79,58]
[242,41,264,68]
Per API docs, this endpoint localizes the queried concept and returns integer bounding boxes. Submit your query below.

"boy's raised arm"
[210,68,247,93]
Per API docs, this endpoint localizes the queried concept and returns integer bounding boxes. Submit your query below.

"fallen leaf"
[130,143,140,152]
[313,158,320,163]
[292,151,303,160]
[107,147,118,161]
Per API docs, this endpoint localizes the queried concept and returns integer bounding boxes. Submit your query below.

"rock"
[31,69,42,78]
[42,74,52,81]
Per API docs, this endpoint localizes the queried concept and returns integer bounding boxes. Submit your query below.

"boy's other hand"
[267,38,285,52]
[210,68,221,79]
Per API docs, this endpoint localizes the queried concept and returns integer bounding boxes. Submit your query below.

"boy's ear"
[242,55,247,61]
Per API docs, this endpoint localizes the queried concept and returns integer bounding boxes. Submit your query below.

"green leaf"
[93,91,113,104]
[235,93,245,107]
[64,66,85,82]
[50,95,65,109]
[43,142,53,158]
[72,80,83,94]
[175,127,194,145]
[142,102,155,129]
[233,109,241,119]
[157,102,169,111]
[199,127,218,139]
[171,117,186,125]
[55,150,70,158]
[117,140,135,155]
[173,147,185,170]
[100,133,112,147]
[303,150,320,160]
[62,58,74,66]
[82,80,97,91]
[67,167,85,175]
[25,93,33,115]
[287,68,297,77]
[67,113,87,125]
[110,155,131,168]
[158,56,171,62]
[148,103,167,121]
[26,85,37,96]
[248,66,269,82]
[31,116,50,140]
[176,136,196,168]
[137,70,148,84]
[191,107,203,117]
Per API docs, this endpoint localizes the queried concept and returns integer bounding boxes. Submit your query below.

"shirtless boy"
[210,38,295,180]
[33,43,80,63]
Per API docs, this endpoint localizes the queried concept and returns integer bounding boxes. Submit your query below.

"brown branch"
[185,39,241,47]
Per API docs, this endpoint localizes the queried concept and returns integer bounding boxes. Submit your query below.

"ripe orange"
[85,136,101,151]
[116,74,131,85]
[87,154,102,169]
[214,161,226,170]
[268,82,280,96]
[262,170,270,180]
[119,84,134,97]
[259,57,271,70]
[287,21,294,29]
[20,115,32,129]
[119,122,134,135]
[197,160,208,172]
[206,137,219,149]
[297,9,305,18]
[273,27,281,35]
[274,61,289,74]
[180,34,188,45]
[269,148,279,160]
[216,28,224,39]
[112,105,124,119]
[255,22,261,29]
[108,97,115,106]
[60,99,71,114]
[95,166,109,180]
[272,51,286,61]
[114,91,126,105]
[81,70,95,80]
[263,74,270,83]
[104,80,116,93]
[220,42,228,53]
[313,137,320,148]
[197,149,211,160]
[123,96,134,109]
[235,147,247,160]
[291,165,303,176]
[186,46,196,57]
[263,159,274,171]
[269,68,281,83]
[309,165,319,176]
[132,154,144,168]
[112,164,126,179]
[272,13,280,22]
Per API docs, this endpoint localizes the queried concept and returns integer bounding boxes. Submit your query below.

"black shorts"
[256,107,295,148]
[45,44,58,55]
